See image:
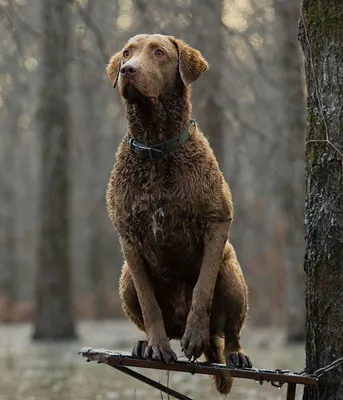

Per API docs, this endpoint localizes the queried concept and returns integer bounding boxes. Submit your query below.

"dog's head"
[106,34,208,105]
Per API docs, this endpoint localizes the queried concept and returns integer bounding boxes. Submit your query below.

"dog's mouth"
[123,83,157,105]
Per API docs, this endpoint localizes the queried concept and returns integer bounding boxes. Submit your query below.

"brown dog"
[106,34,251,395]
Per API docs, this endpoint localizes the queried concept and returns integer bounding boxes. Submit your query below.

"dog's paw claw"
[227,352,252,368]
[143,343,177,364]
[181,330,208,361]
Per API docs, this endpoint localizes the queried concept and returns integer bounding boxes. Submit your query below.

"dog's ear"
[106,52,122,88]
[169,37,209,86]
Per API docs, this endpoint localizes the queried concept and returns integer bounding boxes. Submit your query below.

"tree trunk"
[192,0,224,169]
[75,1,109,319]
[33,0,76,340]
[0,113,18,322]
[82,64,107,320]
[273,0,306,342]
[299,1,343,398]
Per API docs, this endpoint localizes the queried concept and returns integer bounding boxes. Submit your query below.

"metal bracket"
[79,347,318,400]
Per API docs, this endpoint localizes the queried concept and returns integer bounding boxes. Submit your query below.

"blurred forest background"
[0,0,306,340]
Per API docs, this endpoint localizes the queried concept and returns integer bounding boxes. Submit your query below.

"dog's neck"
[125,85,192,145]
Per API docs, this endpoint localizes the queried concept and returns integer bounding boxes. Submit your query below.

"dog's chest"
[119,163,198,239]
[137,202,204,278]
[150,206,167,240]
[128,198,201,244]
[111,156,209,276]
[122,176,205,251]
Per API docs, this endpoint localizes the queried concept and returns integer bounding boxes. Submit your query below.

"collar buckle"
[127,119,195,161]
[128,140,163,160]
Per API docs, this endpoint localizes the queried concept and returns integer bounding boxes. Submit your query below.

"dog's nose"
[120,64,137,76]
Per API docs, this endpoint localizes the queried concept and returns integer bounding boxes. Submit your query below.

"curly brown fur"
[106,34,252,395]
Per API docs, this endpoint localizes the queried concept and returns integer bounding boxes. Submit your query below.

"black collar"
[127,120,196,160]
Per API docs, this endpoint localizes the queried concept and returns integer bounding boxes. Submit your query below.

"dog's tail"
[204,335,233,395]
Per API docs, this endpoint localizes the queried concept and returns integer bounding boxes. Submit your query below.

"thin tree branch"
[75,0,109,64]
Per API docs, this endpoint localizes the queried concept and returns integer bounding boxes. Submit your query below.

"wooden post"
[286,383,296,400]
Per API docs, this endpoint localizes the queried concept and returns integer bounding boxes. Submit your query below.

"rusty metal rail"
[79,347,317,400]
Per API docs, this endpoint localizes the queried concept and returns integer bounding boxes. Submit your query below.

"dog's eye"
[155,49,164,57]
[123,50,129,58]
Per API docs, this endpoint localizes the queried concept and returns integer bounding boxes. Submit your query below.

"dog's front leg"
[120,239,177,363]
[181,220,230,361]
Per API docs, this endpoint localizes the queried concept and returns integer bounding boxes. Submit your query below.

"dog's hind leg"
[215,243,252,368]
[209,243,252,393]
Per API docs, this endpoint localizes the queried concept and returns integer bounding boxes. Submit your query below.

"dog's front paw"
[143,340,177,364]
[181,322,209,361]
[227,351,252,368]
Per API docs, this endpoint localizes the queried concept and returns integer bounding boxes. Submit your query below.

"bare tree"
[273,0,306,342]
[33,0,76,339]
[77,1,108,319]
[191,0,225,168]
[0,1,30,322]
[299,1,343,398]
[1,96,19,322]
